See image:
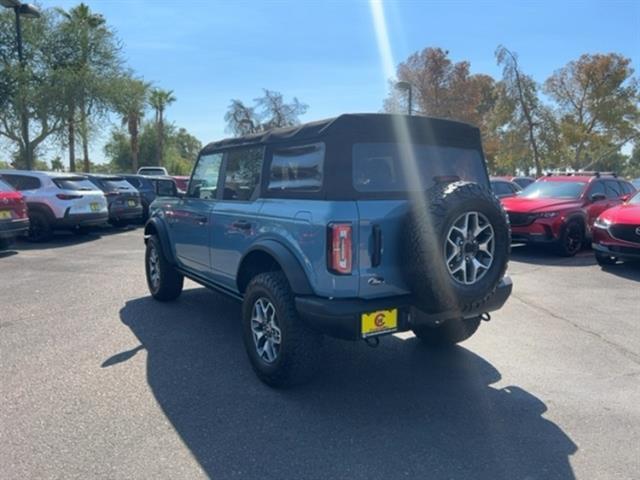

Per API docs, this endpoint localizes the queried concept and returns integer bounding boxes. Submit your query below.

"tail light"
[56,193,83,200]
[328,223,352,275]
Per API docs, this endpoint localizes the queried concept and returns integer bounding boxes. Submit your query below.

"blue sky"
[53,0,640,164]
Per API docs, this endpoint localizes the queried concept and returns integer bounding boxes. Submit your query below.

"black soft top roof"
[201,113,480,153]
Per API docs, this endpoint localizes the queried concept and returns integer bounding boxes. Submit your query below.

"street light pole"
[395,81,413,116]
[1,0,41,170]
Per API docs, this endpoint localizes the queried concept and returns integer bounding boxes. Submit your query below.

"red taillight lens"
[328,223,352,275]
[56,193,83,200]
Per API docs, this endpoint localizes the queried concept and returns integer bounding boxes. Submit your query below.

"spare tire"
[402,181,510,314]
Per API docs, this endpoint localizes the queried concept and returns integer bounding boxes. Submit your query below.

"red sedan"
[0,177,29,250]
[592,191,640,265]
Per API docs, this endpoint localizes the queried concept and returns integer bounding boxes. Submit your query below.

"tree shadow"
[510,243,595,267]
[116,289,577,480]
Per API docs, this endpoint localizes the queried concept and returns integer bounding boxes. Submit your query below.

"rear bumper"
[296,276,513,340]
[54,211,109,228]
[0,218,29,238]
[109,205,144,222]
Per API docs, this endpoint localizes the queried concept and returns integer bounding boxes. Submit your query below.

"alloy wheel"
[444,211,495,285]
[250,297,282,364]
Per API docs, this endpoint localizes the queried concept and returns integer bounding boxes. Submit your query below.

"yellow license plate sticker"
[361,309,398,338]
[0,210,11,220]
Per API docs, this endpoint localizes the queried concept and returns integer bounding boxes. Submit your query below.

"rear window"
[0,178,15,192]
[139,168,166,175]
[352,143,487,193]
[268,143,324,192]
[53,177,98,191]
[92,177,136,192]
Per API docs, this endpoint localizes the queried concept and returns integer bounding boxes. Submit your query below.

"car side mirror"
[155,179,178,197]
[590,193,606,202]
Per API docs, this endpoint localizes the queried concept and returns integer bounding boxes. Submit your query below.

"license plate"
[90,203,100,212]
[127,200,136,207]
[0,210,11,220]
[361,309,398,338]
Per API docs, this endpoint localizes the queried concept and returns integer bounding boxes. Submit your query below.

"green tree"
[544,53,640,170]
[112,76,150,173]
[225,89,308,136]
[0,9,65,169]
[56,3,122,173]
[149,88,176,166]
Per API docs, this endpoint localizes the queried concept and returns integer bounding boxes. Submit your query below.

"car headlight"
[534,211,558,218]
[593,217,611,229]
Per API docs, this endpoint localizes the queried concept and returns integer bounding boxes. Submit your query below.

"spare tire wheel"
[402,181,510,314]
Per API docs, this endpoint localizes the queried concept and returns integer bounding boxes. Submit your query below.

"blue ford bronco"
[144,113,512,386]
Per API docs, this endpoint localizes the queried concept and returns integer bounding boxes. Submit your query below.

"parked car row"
[490,171,640,264]
[0,169,180,246]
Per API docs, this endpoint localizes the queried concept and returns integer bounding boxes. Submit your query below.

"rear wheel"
[556,220,584,256]
[27,211,52,242]
[412,316,481,347]
[595,251,618,266]
[242,271,322,387]
[145,235,183,301]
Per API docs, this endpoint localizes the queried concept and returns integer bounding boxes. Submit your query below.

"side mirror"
[155,179,178,197]
[590,193,606,202]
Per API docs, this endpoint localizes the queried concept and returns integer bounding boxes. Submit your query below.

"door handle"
[232,220,252,230]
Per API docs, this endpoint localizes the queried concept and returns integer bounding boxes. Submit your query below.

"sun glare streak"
[368,0,458,310]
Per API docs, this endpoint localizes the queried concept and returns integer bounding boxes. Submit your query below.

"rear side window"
[53,177,97,191]
[604,180,622,198]
[1,174,40,191]
[491,181,512,196]
[0,178,15,192]
[124,177,142,189]
[620,181,634,195]
[222,147,263,201]
[353,143,487,193]
[268,143,324,192]
[589,181,605,198]
[189,153,223,200]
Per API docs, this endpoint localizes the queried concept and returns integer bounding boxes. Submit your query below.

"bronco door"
[171,152,223,275]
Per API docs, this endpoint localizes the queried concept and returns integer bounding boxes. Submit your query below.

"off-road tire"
[242,271,322,388]
[145,235,184,301]
[26,211,53,242]
[555,220,584,257]
[412,316,481,347]
[402,181,510,314]
[595,251,617,266]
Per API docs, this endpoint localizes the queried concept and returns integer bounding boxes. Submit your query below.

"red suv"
[0,177,29,250]
[592,191,640,265]
[501,173,636,256]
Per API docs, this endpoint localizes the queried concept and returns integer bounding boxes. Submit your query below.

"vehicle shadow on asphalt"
[116,288,577,480]
[598,262,640,282]
[510,244,595,267]
[12,225,141,251]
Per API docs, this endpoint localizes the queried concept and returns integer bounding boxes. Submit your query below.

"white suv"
[0,170,108,241]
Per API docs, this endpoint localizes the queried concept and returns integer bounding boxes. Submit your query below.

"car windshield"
[53,177,98,191]
[95,177,135,192]
[519,181,586,199]
[352,143,487,193]
[0,178,14,192]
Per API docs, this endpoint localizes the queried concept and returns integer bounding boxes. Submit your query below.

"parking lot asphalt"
[1,227,639,480]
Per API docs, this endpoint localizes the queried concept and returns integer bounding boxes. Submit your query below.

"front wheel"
[412,316,481,347]
[242,272,322,387]
[145,235,184,301]
[27,211,52,242]
[556,220,584,256]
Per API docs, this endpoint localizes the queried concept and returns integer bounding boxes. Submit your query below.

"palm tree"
[149,89,176,166]
[56,4,111,173]
[113,77,149,173]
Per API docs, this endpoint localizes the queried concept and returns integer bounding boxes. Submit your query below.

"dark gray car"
[86,174,144,226]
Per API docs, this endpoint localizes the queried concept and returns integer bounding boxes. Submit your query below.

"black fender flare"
[237,240,314,295]
[144,217,176,265]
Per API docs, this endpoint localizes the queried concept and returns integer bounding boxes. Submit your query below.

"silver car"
[0,170,108,241]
